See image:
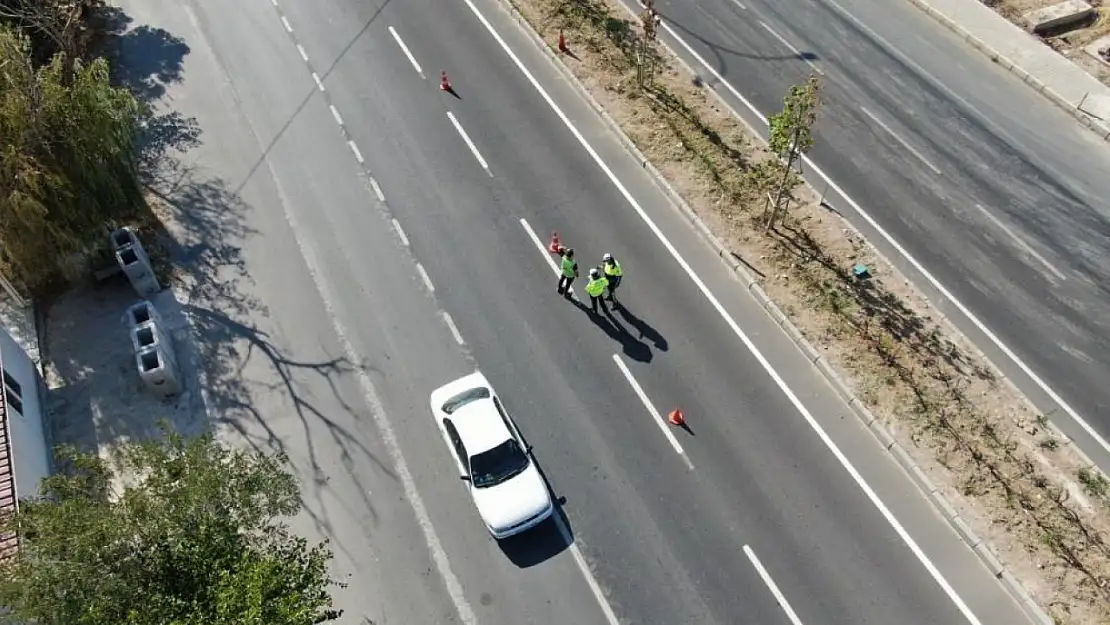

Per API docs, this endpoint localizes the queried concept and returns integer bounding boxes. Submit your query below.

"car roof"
[431,371,514,456]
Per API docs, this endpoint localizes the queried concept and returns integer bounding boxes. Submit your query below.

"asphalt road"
[636,0,1110,463]
[122,0,1035,622]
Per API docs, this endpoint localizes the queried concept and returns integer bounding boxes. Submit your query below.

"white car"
[429,371,555,539]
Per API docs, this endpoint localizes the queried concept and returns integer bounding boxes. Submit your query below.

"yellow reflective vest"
[585,276,609,297]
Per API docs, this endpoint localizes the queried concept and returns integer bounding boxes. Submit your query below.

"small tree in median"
[0,427,344,625]
[763,73,821,231]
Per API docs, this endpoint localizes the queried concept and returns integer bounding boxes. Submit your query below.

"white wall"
[0,328,50,500]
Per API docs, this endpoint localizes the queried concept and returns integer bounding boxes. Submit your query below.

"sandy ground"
[37,276,209,488]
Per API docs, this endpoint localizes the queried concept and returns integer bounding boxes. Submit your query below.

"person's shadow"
[572,298,652,362]
[615,304,668,352]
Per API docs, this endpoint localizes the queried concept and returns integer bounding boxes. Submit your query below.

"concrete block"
[126,300,163,329]
[1022,0,1094,35]
[1084,35,1110,67]
[110,227,143,254]
[130,322,177,368]
[136,345,182,397]
[116,247,161,296]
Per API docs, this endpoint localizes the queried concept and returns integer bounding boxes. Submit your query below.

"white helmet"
[602,253,613,262]
[589,267,600,278]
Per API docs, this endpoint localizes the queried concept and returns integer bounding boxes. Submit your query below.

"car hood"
[471,464,552,532]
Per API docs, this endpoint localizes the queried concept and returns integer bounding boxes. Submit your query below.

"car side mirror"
[460,475,471,482]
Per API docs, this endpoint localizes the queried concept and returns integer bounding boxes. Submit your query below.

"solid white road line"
[744,545,805,625]
[442,311,466,346]
[371,177,386,203]
[729,0,748,10]
[296,43,309,63]
[389,26,426,78]
[655,0,1110,460]
[347,140,364,164]
[330,104,344,127]
[416,263,436,292]
[859,107,940,175]
[805,0,1110,458]
[552,513,623,625]
[281,15,293,32]
[758,22,823,76]
[312,71,325,91]
[520,217,574,295]
[612,354,694,470]
[446,112,492,176]
[974,204,1066,281]
[392,218,410,247]
[460,2,982,622]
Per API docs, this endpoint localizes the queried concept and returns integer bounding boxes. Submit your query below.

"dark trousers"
[590,294,609,314]
[606,276,621,302]
[558,275,575,296]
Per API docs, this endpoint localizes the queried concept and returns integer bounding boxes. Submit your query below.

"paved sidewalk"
[906,0,1110,140]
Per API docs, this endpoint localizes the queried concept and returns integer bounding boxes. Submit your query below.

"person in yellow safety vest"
[558,248,579,298]
[584,267,610,315]
[602,253,623,310]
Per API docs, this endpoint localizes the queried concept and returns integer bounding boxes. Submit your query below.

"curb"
[903,0,1110,142]
[485,1,1055,623]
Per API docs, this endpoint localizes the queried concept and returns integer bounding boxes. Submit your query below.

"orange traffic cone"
[558,31,569,54]
[668,408,685,426]
[549,232,562,253]
[440,71,453,92]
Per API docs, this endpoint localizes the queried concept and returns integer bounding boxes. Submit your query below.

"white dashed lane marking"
[392,218,410,246]
[417,263,436,292]
[442,311,466,346]
[744,545,805,625]
[371,177,386,203]
[389,26,426,78]
[446,111,492,176]
[348,140,364,164]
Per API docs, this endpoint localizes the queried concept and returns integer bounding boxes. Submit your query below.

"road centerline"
[611,354,694,469]
[758,21,823,76]
[520,217,575,296]
[446,111,493,176]
[744,545,805,625]
[859,107,941,174]
[974,204,1066,281]
[389,26,426,78]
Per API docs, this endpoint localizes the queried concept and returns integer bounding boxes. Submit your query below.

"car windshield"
[469,439,529,488]
[441,386,491,415]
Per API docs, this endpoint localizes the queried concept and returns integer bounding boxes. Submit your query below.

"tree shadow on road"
[97,6,190,102]
[661,14,820,86]
[39,7,395,553]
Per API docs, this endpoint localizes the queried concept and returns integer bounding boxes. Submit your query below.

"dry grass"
[511,0,1110,621]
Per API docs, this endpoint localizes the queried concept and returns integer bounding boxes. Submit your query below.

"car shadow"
[496,496,573,568]
[497,449,574,568]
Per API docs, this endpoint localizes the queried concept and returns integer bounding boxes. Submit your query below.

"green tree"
[0,25,142,296]
[0,429,344,625]
[763,73,821,230]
